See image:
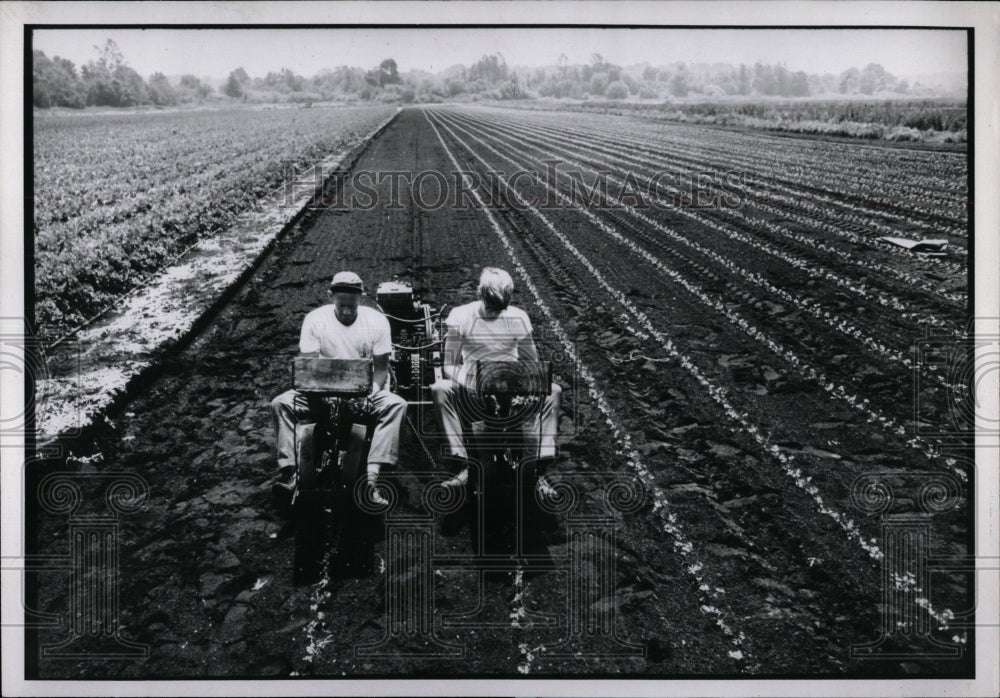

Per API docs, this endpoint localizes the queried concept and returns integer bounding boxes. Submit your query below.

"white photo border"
[2,2,997,697]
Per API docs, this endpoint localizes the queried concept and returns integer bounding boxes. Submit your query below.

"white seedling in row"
[458,108,966,283]
[441,110,963,393]
[472,105,967,235]
[426,109,754,669]
[431,108,957,631]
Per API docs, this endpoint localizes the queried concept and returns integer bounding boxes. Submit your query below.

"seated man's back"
[445,299,533,392]
[430,267,562,486]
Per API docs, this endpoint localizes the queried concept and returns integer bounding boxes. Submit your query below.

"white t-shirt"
[299,305,392,359]
[445,301,533,389]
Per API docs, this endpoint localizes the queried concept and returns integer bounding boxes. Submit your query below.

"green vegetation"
[34,106,394,340]
[34,40,213,108]
[34,40,963,112]
[502,98,968,143]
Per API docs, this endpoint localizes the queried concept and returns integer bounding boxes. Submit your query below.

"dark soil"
[28,107,973,679]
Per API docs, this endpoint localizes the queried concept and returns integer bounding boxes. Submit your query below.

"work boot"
[271,465,297,515]
[368,484,390,509]
[440,467,469,491]
[535,473,560,507]
[439,454,471,490]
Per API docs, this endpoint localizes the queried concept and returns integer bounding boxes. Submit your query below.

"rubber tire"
[293,423,328,585]
[295,423,319,490]
[468,425,516,558]
[331,424,377,578]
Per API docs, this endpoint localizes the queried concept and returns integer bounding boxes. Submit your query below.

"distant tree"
[379,58,400,85]
[119,66,150,106]
[254,67,307,93]
[752,62,769,95]
[558,52,569,79]
[33,50,87,107]
[80,39,150,107]
[527,67,546,90]
[284,68,306,91]
[366,58,401,87]
[468,53,510,85]
[589,73,608,96]
[838,67,861,94]
[312,65,367,99]
[179,74,213,100]
[224,70,245,98]
[859,63,889,95]
[148,72,178,105]
[788,70,810,97]
[96,39,125,72]
[499,76,527,99]
[737,64,751,95]
[444,77,466,97]
[773,63,789,95]
[669,67,689,97]
[32,50,56,107]
[80,40,116,103]
[605,80,629,99]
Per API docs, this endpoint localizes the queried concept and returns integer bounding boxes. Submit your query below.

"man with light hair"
[431,267,562,488]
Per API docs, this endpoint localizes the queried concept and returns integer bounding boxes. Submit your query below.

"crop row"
[426,111,756,666]
[432,109,961,470]
[461,107,968,252]
[430,114,961,462]
[474,106,968,231]
[441,111,943,380]
[487,105,967,200]
[444,108,964,323]
[33,105,396,340]
[434,105,963,613]
[426,108,957,646]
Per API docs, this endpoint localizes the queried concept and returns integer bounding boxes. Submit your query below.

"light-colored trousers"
[270,388,407,470]
[430,379,561,461]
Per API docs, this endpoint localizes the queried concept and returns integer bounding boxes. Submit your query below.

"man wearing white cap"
[271,271,406,505]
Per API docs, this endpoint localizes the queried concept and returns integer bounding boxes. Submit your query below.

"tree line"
[33,39,948,110]
[33,40,213,108]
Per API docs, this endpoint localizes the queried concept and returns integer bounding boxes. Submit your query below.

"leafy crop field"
[32,105,971,678]
[33,105,396,340]
[497,97,968,143]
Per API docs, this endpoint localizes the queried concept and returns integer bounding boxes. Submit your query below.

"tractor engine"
[376,281,441,401]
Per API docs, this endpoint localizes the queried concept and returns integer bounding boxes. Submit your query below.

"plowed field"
[31,105,972,679]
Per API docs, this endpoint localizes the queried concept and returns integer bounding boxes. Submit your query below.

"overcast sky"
[32,28,967,81]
